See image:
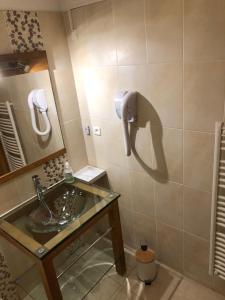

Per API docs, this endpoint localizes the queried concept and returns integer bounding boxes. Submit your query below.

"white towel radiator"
[209,121,225,280]
[0,101,26,171]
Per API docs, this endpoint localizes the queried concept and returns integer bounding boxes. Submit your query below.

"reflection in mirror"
[0,51,64,179]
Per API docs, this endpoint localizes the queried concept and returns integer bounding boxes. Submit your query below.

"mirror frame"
[0,50,66,184]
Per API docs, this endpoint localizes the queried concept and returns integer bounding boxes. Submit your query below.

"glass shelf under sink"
[16,215,116,300]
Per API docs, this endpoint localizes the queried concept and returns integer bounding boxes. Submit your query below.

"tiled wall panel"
[67,0,225,293]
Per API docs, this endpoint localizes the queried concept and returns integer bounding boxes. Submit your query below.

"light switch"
[93,126,101,136]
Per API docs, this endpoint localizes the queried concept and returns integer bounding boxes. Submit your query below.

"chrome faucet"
[32,175,46,203]
[32,175,56,225]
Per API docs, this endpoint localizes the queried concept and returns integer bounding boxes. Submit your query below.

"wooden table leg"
[108,200,126,276]
[37,256,63,300]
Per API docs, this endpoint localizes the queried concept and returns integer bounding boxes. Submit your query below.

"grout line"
[182,0,185,276]
[110,0,118,67]
[183,129,214,135]
[182,229,210,243]
[156,219,183,233]
[182,184,212,195]
[155,218,209,243]
[153,176,159,253]
[169,277,183,300]
[76,59,225,68]
[69,0,105,11]
[183,58,225,64]
[143,0,149,64]
[86,113,215,134]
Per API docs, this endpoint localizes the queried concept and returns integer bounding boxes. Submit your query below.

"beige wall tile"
[117,65,148,98]
[82,118,110,168]
[15,168,41,201]
[81,66,118,122]
[146,0,182,63]
[103,133,127,169]
[130,170,155,218]
[0,12,12,54]
[147,63,182,129]
[157,222,183,272]
[85,0,117,66]
[134,212,157,251]
[119,205,136,248]
[53,69,81,123]
[152,127,183,183]
[89,117,128,168]
[184,62,225,132]
[0,179,21,215]
[69,7,89,67]
[74,69,92,120]
[183,232,212,287]
[127,123,153,173]
[62,119,87,171]
[106,164,132,208]
[184,0,225,61]
[184,131,214,192]
[213,276,225,297]
[183,187,211,240]
[38,12,72,70]
[112,0,147,65]
[155,181,183,229]
[82,133,98,166]
[84,135,105,168]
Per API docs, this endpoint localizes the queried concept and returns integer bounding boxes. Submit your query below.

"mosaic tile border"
[0,253,19,300]
[43,155,66,187]
[5,10,44,52]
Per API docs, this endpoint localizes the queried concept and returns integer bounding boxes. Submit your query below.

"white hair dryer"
[115,91,137,156]
[28,89,51,136]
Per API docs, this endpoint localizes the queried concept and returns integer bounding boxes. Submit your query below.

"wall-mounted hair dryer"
[28,89,51,136]
[115,91,137,156]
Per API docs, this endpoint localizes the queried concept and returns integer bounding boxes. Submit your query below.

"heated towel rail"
[210,121,225,280]
[0,101,26,171]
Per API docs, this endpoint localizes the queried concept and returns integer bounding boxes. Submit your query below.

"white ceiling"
[0,0,104,11]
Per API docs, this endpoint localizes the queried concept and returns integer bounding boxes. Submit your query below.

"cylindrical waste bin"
[136,245,157,285]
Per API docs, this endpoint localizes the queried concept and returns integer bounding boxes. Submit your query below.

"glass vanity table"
[0,180,126,300]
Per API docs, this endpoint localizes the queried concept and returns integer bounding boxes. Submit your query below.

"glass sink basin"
[25,182,101,243]
[26,182,100,241]
[0,180,119,253]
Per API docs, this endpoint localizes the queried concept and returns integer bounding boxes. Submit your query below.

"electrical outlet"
[93,126,101,136]
[84,125,91,135]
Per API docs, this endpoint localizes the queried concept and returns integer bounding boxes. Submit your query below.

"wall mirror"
[0,51,65,183]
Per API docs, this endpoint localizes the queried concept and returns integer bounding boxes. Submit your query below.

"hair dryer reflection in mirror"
[28,89,51,136]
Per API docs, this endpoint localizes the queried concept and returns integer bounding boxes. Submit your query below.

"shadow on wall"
[130,93,168,184]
